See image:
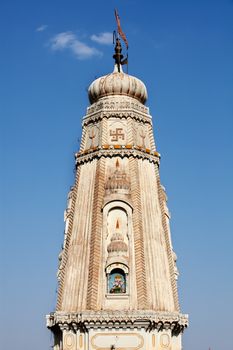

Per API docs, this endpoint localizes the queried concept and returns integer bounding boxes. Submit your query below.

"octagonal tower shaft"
[47,63,188,350]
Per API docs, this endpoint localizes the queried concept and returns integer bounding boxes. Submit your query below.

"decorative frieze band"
[75,146,160,167]
[86,97,149,117]
[82,111,152,128]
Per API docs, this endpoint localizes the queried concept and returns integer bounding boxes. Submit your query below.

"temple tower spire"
[47,18,188,350]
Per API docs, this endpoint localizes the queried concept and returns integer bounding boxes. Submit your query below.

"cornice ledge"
[75,147,160,167]
[46,310,188,333]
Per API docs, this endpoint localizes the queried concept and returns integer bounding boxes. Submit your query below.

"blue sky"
[1,0,233,349]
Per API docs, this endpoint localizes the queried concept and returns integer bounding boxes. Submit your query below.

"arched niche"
[102,200,133,242]
[101,200,133,301]
[106,265,128,294]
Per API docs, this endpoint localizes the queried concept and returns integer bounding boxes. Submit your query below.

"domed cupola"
[107,220,128,254]
[88,38,147,105]
[88,67,147,105]
[107,232,128,254]
[105,159,130,195]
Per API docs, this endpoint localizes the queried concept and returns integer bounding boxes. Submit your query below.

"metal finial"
[113,36,123,72]
[113,10,128,73]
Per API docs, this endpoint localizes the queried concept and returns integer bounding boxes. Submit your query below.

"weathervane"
[113,9,128,73]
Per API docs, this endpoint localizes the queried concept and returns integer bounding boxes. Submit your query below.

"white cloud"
[91,32,113,45]
[36,24,48,32]
[50,31,102,59]
[51,32,75,50]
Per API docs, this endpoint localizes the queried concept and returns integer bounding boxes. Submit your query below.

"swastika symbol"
[110,128,125,142]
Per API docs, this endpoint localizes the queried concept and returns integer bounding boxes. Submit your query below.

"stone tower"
[47,38,188,350]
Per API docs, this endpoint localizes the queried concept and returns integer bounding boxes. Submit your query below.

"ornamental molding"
[86,96,149,117]
[46,310,188,334]
[75,146,160,166]
[82,111,152,128]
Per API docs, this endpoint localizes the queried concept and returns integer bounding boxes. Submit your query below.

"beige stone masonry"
[48,67,188,350]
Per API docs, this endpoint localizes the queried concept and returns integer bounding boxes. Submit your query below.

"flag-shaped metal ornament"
[114,9,129,50]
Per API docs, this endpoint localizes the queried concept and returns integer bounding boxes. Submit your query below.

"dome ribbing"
[88,65,147,105]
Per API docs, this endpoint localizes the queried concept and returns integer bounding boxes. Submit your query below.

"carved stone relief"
[85,124,100,149]
[105,158,130,195]
[160,333,170,348]
[86,95,149,116]
[110,128,125,142]
[63,331,76,350]
[135,123,151,149]
[108,120,127,145]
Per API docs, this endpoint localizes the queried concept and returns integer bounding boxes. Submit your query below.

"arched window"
[108,268,126,294]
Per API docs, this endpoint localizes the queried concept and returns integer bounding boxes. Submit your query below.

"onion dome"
[88,38,147,105]
[88,66,147,105]
[107,232,128,253]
